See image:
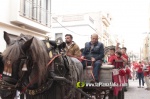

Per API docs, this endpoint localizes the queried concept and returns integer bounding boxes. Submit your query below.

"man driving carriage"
[81,33,104,82]
[65,34,83,81]
[65,34,81,58]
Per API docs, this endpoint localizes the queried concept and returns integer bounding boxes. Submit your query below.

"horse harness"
[0,36,78,97]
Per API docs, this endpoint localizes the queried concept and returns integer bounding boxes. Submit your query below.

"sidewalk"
[125,79,150,99]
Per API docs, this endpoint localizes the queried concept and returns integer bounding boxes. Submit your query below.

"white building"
[51,12,114,49]
[51,13,96,48]
[0,0,51,52]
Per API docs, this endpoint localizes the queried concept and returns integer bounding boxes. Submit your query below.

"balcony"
[10,0,51,33]
[102,16,110,27]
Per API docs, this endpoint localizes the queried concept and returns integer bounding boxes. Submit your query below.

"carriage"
[0,32,131,99]
[80,46,131,99]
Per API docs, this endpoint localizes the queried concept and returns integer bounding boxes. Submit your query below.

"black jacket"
[82,42,104,61]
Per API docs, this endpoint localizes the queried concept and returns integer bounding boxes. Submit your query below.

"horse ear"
[22,37,34,51]
[58,42,66,49]
[4,31,11,45]
[49,40,57,47]
[62,42,66,48]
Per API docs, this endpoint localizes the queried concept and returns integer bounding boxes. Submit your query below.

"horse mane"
[29,36,49,84]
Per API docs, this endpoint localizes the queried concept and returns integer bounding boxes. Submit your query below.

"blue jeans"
[82,60,101,81]
[138,72,144,86]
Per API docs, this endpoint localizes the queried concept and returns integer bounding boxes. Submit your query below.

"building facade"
[141,34,150,61]
[141,2,150,61]
[51,12,115,48]
[0,0,51,52]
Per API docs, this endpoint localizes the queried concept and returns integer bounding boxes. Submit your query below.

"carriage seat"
[100,64,115,69]
[99,65,114,83]
[84,64,114,70]
[83,65,114,83]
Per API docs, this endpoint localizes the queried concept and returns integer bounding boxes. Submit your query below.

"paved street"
[125,79,150,99]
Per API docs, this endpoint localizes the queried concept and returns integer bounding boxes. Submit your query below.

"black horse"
[0,31,88,99]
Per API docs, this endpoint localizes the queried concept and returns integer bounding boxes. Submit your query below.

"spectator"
[131,63,136,81]
[107,48,116,66]
[136,61,144,88]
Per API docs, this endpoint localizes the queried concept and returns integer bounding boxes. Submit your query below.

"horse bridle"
[0,37,32,91]
[0,36,79,97]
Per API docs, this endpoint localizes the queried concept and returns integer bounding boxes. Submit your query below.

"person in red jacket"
[107,48,126,68]
[136,61,144,88]
[133,61,139,79]
[107,48,116,66]
[115,43,128,66]
[121,47,129,67]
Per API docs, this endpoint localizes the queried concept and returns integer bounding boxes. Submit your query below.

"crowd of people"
[65,33,150,91]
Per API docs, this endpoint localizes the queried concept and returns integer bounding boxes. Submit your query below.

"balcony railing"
[20,0,51,27]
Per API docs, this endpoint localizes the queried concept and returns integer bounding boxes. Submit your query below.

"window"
[55,33,63,39]
[20,0,51,27]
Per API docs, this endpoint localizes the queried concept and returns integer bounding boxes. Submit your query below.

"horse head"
[0,32,82,99]
[48,37,66,54]
[2,31,49,92]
